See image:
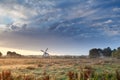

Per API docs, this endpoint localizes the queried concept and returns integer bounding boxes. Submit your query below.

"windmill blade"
[45,48,48,52]
[41,50,44,52]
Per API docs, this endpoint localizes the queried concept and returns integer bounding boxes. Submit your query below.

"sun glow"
[0,47,41,55]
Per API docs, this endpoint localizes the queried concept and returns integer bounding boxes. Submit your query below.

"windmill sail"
[41,50,44,52]
[41,48,50,58]
[45,48,48,52]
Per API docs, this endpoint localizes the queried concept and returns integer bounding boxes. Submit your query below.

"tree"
[89,47,113,58]
[112,47,120,58]
[117,47,120,50]
[102,47,112,57]
[7,51,22,57]
[89,48,101,58]
[0,52,2,57]
[112,49,116,57]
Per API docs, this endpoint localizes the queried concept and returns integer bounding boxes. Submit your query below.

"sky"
[0,0,120,55]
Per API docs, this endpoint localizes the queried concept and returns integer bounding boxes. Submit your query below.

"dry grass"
[0,58,119,80]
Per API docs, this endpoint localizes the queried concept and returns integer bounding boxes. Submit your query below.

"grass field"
[0,57,120,80]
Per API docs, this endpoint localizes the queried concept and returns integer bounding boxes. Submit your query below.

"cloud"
[0,24,8,32]
[104,29,120,36]
[104,20,113,24]
[113,7,120,12]
[0,5,27,19]
[8,23,27,32]
[0,0,120,54]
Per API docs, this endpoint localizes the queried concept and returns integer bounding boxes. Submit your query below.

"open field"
[0,58,120,80]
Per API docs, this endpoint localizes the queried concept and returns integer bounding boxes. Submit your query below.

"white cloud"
[104,20,113,24]
[92,23,103,27]
[25,0,57,15]
[0,6,26,20]
[0,24,8,32]
[113,7,120,12]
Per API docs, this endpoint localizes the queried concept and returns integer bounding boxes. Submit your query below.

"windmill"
[41,48,50,58]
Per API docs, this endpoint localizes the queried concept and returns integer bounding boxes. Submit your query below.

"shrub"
[26,66,36,70]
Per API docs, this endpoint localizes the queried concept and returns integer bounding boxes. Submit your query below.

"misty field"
[0,58,120,80]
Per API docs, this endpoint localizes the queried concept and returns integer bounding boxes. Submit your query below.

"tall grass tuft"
[24,75,35,80]
[41,71,50,80]
[2,70,13,80]
[79,65,94,80]
[68,71,78,80]
[116,70,120,80]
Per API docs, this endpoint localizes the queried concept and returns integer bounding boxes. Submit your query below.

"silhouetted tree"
[7,51,12,56]
[0,52,2,57]
[112,49,117,57]
[89,47,120,58]
[112,47,120,58]
[117,47,120,50]
[89,47,113,58]
[102,47,112,57]
[7,51,22,57]
[89,48,101,58]
[113,49,117,52]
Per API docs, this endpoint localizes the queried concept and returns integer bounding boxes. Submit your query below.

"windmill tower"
[41,48,50,58]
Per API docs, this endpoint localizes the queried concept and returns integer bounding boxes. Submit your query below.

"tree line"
[1,47,120,58]
[0,51,22,57]
[89,47,120,58]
